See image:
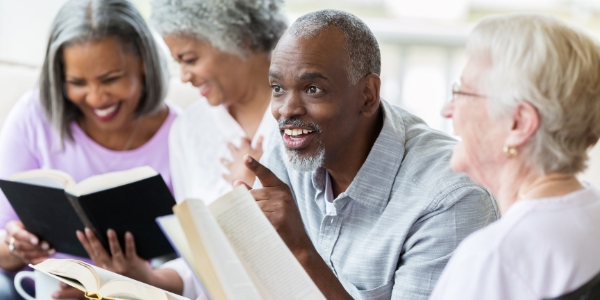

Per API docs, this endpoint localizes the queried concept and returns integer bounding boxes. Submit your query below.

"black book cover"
[65,174,176,259]
[0,174,176,260]
[0,180,88,258]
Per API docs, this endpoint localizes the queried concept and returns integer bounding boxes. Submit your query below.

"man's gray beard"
[280,141,325,172]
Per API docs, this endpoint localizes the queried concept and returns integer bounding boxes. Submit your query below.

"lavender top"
[0,90,178,261]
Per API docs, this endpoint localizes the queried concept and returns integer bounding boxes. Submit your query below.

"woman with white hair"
[0,0,178,298]
[430,13,600,299]
[78,0,287,298]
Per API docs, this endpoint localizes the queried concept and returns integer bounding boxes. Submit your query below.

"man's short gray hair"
[150,0,287,56]
[468,13,600,174]
[39,0,169,142]
[287,9,381,85]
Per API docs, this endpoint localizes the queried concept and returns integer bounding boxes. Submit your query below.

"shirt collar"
[312,100,405,214]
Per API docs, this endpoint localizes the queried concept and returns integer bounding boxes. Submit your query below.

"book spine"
[64,193,106,246]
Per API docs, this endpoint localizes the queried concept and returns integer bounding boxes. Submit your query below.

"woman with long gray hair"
[0,0,178,298]
[77,0,287,298]
[430,13,600,299]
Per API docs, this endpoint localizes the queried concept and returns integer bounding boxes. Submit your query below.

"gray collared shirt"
[260,100,499,299]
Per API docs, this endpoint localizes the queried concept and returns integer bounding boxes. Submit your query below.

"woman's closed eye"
[102,76,120,84]
[67,79,86,86]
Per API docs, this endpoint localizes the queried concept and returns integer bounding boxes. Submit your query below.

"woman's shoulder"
[4,90,51,132]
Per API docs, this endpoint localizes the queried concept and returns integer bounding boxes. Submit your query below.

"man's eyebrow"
[269,71,281,79]
[299,72,329,81]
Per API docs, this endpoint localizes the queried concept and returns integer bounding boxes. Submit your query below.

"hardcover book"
[0,166,175,259]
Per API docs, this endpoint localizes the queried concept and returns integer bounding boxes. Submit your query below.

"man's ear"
[505,101,539,148]
[361,73,381,117]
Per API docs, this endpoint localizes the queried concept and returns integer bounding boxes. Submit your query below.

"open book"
[158,186,325,300]
[0,167,175,259]
[31,259,189,300]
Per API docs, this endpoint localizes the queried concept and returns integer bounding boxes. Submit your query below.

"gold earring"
[503,145,518,158]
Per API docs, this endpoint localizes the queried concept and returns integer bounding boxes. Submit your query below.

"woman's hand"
[221,136,264,186]
[52,282,85,299]
[4,220,54,265]
[76,228,153,283]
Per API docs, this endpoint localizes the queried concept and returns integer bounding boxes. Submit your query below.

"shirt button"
[330,218,334,224]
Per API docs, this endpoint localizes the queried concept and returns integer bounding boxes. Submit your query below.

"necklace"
[105,118,144,170]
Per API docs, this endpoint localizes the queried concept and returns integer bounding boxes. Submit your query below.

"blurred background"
[2,0,600,179]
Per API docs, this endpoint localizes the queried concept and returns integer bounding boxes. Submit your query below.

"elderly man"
[237,9,499,300]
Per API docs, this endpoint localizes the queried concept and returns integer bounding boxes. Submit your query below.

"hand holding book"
[4,220,54,267]
[76,228,153,285]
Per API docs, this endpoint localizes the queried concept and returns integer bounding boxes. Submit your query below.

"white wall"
[0,0,68,66]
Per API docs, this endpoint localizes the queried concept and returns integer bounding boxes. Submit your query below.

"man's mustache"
[278,118,321,133]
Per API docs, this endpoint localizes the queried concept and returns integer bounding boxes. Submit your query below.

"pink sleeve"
[0,92,43,229]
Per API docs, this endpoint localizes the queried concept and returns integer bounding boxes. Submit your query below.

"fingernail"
[52,292,59,298]
[246,156,253,163]
[41,242,49,250]
[85,228,91,234]
[30,237,38,245]
[48,249,56,255]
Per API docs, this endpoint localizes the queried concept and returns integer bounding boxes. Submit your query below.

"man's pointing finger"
[244,155,283,187]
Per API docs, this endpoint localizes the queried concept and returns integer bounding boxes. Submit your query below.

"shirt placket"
[317,197,348,275]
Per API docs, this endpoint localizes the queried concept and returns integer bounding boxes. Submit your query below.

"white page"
[10,169,75,189]
[66,166,156,196]
[32,259,189,300]
[209,187,325,300]
[156,215,195,271]
[183,199,262,300]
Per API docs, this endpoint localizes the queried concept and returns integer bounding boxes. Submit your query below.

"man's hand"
[235,155,353,300]
[76,229,153,283]
[234,155,312,258]
[4,220,54,265]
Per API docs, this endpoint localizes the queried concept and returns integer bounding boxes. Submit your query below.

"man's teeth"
[94,103,119,117]
[284,128,315,136]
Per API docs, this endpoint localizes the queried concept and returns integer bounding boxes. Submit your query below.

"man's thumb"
[244,155,282,187]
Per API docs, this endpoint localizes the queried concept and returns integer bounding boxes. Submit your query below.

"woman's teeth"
[284,128,314,137]
[93,103,119,117]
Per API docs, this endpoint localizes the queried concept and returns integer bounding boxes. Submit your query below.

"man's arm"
[236,155,353,299]
[391,186,497,299]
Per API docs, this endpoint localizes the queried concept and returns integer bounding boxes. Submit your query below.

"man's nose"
[278,92,306,119]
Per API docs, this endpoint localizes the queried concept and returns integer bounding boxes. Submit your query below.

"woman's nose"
[85,85,109,106]
[180,68,192,83]
[441,100,454,119]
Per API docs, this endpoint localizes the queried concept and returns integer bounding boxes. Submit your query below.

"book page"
[9,169,75,189]
[66,166,156,196]
[32,259,189,300]
[175,199,261,300]
[32,259,100,291]
[156,215,195,271]
[209,187,325,300]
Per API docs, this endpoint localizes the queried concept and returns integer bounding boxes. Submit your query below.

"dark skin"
[235,27,382,299]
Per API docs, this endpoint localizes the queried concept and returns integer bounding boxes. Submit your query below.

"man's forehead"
[270,30,347,76]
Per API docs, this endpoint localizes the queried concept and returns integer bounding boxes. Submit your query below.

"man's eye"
[271,85,282,93]
[307,86,321,94]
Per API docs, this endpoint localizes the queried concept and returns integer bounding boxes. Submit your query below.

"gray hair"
[467,13,600,174]
[287,9,381,85]
[39,0,169,142]
[150,0,287,56]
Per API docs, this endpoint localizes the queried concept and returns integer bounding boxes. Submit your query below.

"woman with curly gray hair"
[75,0,287,298]
[430,13,600,299]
